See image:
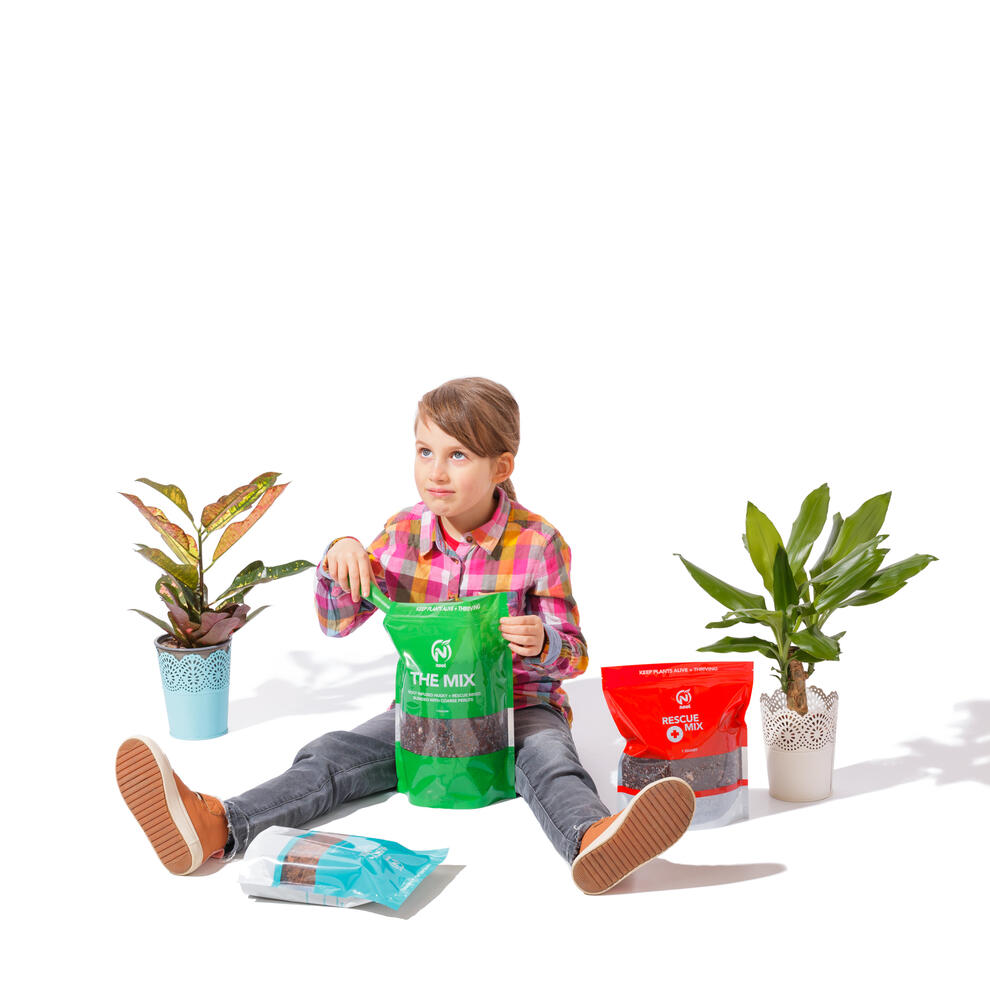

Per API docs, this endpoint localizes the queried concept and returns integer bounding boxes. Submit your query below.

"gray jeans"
[223,705,610,864]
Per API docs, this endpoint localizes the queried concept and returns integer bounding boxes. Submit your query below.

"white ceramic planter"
[760,686,838,802]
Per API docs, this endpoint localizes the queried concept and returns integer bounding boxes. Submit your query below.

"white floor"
[31,614,986,988]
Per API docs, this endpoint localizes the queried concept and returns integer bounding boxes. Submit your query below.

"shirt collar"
[420,486,511,557]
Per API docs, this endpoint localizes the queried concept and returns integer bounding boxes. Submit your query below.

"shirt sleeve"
[314,528,390,637]
[521,530,589,681]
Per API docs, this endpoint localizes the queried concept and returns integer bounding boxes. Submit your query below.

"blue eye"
[451,452,466,461]
[418,447,432,458]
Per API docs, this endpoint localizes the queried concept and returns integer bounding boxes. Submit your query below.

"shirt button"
[465,535,474,543]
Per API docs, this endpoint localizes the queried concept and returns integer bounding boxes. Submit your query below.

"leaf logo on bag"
[431,639,452,664]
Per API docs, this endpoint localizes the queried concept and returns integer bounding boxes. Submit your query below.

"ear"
[492,452,514,485]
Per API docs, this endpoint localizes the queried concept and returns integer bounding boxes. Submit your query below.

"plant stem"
[197,527,206,612]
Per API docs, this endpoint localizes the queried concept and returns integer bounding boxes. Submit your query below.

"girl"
[116,377,694,894]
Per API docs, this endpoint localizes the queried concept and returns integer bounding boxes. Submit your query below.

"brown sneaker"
[572,777,695,894]
[116,736,229,875]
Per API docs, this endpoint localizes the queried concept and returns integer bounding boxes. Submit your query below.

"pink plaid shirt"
[314,486,588,723]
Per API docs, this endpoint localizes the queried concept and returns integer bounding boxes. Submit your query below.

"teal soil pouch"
[239,826,448,910]
[366,584,515,809]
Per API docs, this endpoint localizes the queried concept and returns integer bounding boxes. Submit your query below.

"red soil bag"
[602,661,753,828]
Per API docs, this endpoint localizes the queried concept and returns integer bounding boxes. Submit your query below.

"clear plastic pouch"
[239,826,448,910]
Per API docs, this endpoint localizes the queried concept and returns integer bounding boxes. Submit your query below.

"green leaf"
[772,545,799,611]
[130,608,174,637]
[839,582,908,607]
[791,627,842,661]
[674,555,767,611]
[815,548,888,612]
[213,558,315,602]
[861,554,938,593]
[134,544,199,589]
[201,472,280,534]
[745,502,785,595]
[720,607,785,640]
[122,493,199,565]
[136,478,195,525]
[809,535,887,588]
[705,615,759,629]
[698,635,779,659]
[212,483,289,563]
[785,484,830,575]
[243,605,270,626]
[826,492,891,567]
[810,512,843,577]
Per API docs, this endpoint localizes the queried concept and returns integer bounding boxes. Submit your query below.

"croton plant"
[676,485,936,713]
[123,472,314,648]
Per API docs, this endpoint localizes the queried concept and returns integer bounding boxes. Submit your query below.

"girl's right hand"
[322,538,372,604]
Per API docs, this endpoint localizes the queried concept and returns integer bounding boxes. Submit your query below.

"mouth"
[427,488,454,496]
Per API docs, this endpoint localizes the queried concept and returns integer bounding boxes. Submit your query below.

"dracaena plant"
[676,485,936,714]
[123,472,314,648]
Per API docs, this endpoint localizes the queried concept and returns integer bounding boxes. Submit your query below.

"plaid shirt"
[314,486,588,723]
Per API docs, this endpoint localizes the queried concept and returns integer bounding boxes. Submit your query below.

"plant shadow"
[228,651,397,732]
[568,678,988,827]
[750,697,990,817]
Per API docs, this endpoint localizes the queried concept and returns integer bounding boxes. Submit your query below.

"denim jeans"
[223,704,610,864]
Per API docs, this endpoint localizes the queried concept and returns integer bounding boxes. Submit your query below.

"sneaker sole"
[572,777,695,895]
[116,736,203,875]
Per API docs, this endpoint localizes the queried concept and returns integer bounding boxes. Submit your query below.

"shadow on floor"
[750,697,990,817]
[228,651,396,732]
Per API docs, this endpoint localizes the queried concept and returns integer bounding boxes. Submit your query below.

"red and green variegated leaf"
[213,558,315,602]
[201,472,280,534]
[211,483,289,563]
[164,600,207,646]
[213,590,248,611]
[135,478,195,525]
[122,493,198,565]
[130,608,174,637]
[134,544,199,589]
[155,573,201,621]
[191,606,249,646]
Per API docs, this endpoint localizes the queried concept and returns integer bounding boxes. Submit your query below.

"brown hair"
[416,377,520,501]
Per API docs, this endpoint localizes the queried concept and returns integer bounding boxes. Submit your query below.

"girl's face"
[414,417,512,532]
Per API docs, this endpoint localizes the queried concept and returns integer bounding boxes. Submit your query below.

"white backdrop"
[3,3,986,987]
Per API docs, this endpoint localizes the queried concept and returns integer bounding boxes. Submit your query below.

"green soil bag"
[366,584,515,809]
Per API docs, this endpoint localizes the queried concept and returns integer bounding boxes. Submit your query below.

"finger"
[501,630,537,648]
[347,558,362,602]
[358,554,372,598]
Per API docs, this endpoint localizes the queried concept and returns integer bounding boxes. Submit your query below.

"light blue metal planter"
[155,635,232,740]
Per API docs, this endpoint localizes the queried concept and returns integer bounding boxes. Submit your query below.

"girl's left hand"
[499,615,546,657]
